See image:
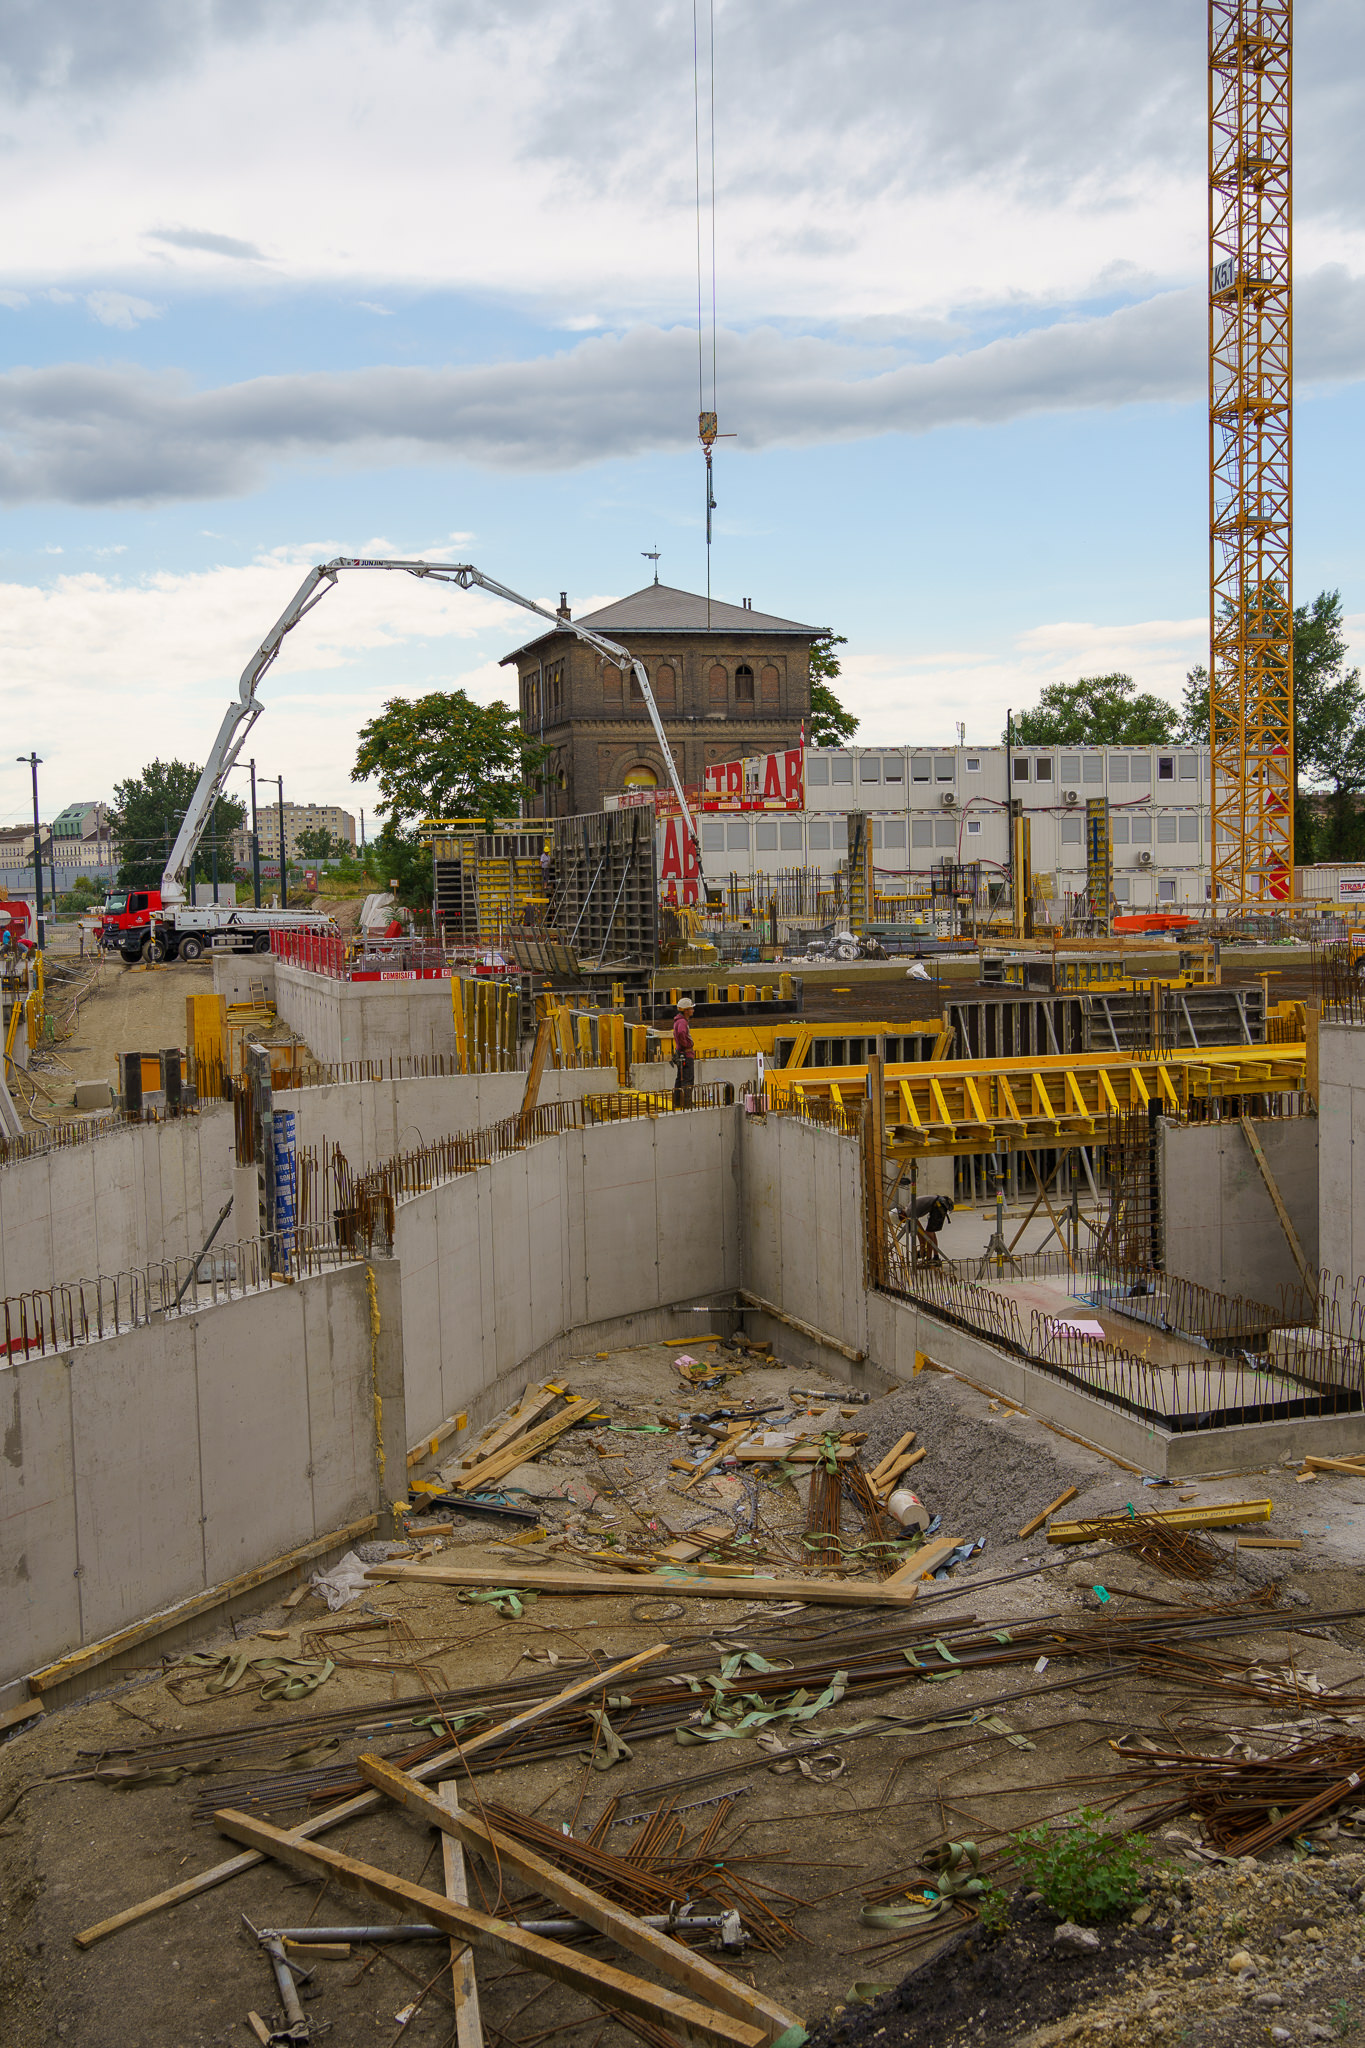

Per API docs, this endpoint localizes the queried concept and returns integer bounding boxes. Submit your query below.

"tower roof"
[501,583,825,662]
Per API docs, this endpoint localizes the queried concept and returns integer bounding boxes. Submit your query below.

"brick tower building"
[500,582,825,818]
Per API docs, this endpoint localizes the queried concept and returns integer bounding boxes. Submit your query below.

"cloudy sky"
[1,0,1362,828]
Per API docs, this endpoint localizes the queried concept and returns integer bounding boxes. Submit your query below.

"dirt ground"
[4,1341,1364,2048]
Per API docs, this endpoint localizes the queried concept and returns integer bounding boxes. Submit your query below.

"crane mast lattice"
[1208,0,1293,904]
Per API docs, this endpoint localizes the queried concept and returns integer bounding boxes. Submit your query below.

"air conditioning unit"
[940,790,957,809]
[1064,789,1079,805]
[1137,850,1153,867]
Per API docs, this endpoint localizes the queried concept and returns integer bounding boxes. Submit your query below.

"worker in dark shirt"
[671,996,696,1107]
[913,1191,954,1261]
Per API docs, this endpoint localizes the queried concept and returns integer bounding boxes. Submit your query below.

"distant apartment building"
[230,802,357,865]
[0,811,118,898]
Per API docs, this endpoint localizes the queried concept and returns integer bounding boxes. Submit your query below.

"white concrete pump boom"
[161,556,704,904]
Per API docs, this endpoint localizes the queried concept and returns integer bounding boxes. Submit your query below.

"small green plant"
[1009,1807,1152,1925]
[1332,1998,1357,2038]
[974,1881,1011,1938]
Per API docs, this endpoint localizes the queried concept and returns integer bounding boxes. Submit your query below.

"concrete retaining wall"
[213,956,276,1004]
[1319,1021,1365,1283]
[738,1111,869,1363]
[395,1107,741,1442]
[1160,1115,1319,1301]
[0,1261,393,1691]
[289,1067,618,1169]
[0,1110,236,1299]
[275,963,460,1064]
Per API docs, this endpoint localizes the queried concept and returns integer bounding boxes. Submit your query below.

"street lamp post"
[16,753,44,948]
[249,759,262,909]
[258,775,285,904]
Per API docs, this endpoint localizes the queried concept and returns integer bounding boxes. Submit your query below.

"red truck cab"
[101,888,162,953]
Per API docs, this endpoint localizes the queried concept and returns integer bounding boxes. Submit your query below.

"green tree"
[1179,592,1365,861]
[366,822,433,913]
[295,826,348,862]
[56,875,101,913]
[352,690,545,830]
[1007,674,1181,747]
[807,634,859,747]
[108,759,245,890]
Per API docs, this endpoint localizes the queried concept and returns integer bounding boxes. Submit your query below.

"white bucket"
[886,1487,929,1532]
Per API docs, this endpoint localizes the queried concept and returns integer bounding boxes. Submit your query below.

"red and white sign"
[1339,877,1365,900]
[659,817,702,907]
[701,748,804,809]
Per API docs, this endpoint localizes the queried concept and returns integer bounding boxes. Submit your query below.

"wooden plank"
[1017,1486,1079,1541]
[438,1780,483,2048]
[516,1019,553,1140]
[456,1382,563,1470]
[735,1288,865,1364]
[732,1443,857,1465]
[878,1535,962,1588]
[453,1395,599,1492]
[1303,1455,1365,1475]
[362,1761,799,2043]
[1238,1114,1313,1290]
[677,1421,749,1494]
[365,1562,917,1607]
[1047,1498,1273,1543]
[407,1408,469,1469]
[0,1696,45,1735]
[28,1512,379,1695]
[868,1432,915,1484]
[1236,1536,1303,1550]
[213,1811,765,2048]
[73,1643,666,1950]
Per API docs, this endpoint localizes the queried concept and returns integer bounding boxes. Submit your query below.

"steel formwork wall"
[552,809,659,965]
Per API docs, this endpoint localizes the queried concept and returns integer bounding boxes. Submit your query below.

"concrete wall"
[1160,1115,1320,1301]
[0,1261,389,1691]
[275,962,460,1065]
[289,1067,618,1170]
[739,1111,869,1361]
[0,1109,236,1299]
[1319,1021,1365,1284]
[213,955,276,1004]
[395,1108,742,1442]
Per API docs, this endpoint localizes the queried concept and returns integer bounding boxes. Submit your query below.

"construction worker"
[671,995,696,1107]
[912,1191,954,1262]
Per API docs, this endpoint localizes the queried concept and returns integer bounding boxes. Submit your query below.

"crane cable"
[692,0,718,618]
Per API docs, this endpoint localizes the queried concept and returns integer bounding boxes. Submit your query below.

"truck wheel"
[254,933,272,953]
[179,937,204,962]
[142,936,166,964]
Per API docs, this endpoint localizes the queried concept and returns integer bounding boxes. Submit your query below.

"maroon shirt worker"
[672,996,696,1106]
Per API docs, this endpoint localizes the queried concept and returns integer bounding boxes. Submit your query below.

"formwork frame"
[1208,0,1294,903]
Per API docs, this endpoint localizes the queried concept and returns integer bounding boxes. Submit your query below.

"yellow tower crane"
[1208,0,1294,905]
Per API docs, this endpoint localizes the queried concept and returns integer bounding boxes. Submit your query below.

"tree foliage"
[294,826,349,862]
[352,690,546,830]
[365,823,433,913]
[1179,591,1365,860]
[1007,674,1181,747]
[107,759,245,889]
[807,634,859,747]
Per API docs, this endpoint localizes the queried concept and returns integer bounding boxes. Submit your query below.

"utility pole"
[16,753,45,948]
[278,779,287,906]
[249,759,262,909]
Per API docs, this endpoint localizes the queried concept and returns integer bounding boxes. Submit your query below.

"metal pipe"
[265,1914,733,1944]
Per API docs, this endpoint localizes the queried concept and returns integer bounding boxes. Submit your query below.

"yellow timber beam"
[769,1042,1307,1158]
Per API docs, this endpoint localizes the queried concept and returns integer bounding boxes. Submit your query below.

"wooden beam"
[516,1019,553,1140]
[1047,1498,1272,1543]
[360,1760,799,2043]
[73,1643,665,1950]
[438,1781,483,2048]
[1238,1114,1314,1291]
[212,1812,765,2048]
[1016,1487,1079,1541]
[456,1382,563,1471]
[0,1695,45,1735]
[452,1394,600,1492]
[28,1512,379,1696]
[365,1562,919,1607]
[878,1535,962,1589]
[735,1289,864,1364]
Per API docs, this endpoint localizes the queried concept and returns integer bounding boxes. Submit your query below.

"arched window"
[654,663,676,706]
[735,663,755,704]
[708,663,728,705]
[622,765,658,789]
[761,663,781,706]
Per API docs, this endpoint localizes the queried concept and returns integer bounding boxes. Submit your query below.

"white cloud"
[0,551,530,816]
[842,616,1205,747]
[1,267,1361,505]
[85,290,161,329]
[356,300,393,316]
